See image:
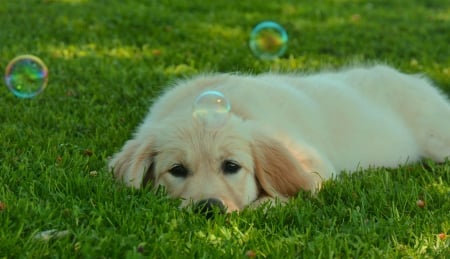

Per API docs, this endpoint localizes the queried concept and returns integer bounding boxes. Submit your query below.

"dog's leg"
[368,66,450,162]
[248,196,288,210]
[400,78,450,162]
[420,115,450,162]
[408,81,450,162]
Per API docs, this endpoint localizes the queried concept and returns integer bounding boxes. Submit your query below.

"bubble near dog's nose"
[194,198,226,217]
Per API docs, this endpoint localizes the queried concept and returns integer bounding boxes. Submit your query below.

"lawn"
[1,0,449,258]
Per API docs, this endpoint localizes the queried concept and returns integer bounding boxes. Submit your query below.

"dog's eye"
[222,160,241,174]
[169,164,188,178]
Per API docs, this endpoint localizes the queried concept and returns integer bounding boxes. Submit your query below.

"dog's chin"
[179,197,243,213]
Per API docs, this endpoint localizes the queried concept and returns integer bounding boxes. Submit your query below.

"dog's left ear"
[251,135,324,198]
[108,138,155,189]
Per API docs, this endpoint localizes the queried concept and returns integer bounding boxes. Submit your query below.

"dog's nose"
[194,198,226,217]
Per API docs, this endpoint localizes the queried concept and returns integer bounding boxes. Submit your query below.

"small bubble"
[249,21,288,60]
[4,55,49,98]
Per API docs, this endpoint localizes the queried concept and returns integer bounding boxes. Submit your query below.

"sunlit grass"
[47,44,158,59]
[45,0,89,4]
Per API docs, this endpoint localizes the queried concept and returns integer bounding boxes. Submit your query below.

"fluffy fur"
[109,65,450,212]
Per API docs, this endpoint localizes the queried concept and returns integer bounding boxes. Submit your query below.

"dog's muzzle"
[194,198,226,217]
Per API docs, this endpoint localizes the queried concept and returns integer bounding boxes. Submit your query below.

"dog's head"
[109,113,321,213]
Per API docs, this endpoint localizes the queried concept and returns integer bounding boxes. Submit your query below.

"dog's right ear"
[251,135,325,198]
[108,138,155,189]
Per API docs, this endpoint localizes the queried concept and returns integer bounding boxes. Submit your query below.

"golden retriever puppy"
[109,65,450,213]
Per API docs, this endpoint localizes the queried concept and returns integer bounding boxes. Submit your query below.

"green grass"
[1,0,449,258]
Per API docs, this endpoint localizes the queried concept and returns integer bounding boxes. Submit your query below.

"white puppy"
[109,65,450,212]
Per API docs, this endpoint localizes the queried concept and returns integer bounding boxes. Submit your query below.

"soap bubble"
[249,21,288,60]
[193,90,231,128]
[4,55,49,98]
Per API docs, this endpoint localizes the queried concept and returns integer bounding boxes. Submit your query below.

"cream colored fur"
[109,65,450,212]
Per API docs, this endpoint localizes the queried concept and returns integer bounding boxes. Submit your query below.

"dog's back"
[142,65,450,175]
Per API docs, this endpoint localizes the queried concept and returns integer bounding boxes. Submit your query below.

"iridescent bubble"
[193,90,231,128]
[4,55,49,98]
[249,21,288,60]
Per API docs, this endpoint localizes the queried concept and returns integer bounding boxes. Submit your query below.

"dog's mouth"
[193,198,227,218]
[182,197,241,217]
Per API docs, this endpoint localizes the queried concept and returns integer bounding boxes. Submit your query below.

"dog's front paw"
[248,196,288,211]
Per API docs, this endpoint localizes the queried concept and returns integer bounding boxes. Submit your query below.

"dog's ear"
[252,136,323,198]
[108,138,155,189]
